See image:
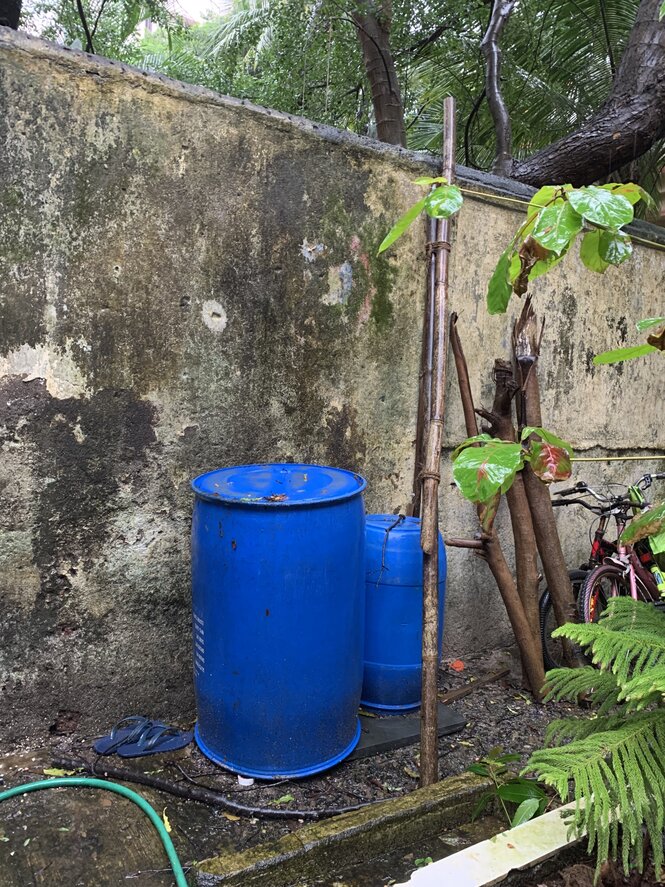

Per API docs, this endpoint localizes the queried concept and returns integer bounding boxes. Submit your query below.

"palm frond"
[543,666,621,714]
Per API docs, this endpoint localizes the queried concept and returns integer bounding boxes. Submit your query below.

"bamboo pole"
[411,215,437,516]
[419,97,456,788]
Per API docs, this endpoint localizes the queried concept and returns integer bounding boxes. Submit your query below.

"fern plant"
[526,598,665,878]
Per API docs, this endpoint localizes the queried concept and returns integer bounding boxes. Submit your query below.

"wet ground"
[0,654,580,886]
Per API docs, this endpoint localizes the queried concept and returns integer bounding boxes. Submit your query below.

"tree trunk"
[480,0,515,176]
[450,317,545,699]
[513,0,665,186]
[477,360,541,655]
[0,0,21,28]
[352,1,407,147]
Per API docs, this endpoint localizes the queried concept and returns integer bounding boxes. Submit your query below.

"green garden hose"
[0,777,188,886]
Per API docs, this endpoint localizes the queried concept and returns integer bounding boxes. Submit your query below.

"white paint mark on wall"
[321,261,353,306]
[202,300,228,333]
[300,239,326,263]
[0,342,89,399]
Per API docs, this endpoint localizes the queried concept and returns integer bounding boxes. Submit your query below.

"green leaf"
[527,185,563,216]
[424,184,463,219]
[620,500,665,546]
[593,343,659,365]
[467,762,490,776]
[529,240,571,281]
[452,438,524,503]
[531,201,583,255]
[412,176,447,186]
[636,316,665,332]
[471,791,494,821]
[497,781,546,804]
[270,793,295,805]
[451,433,494,461]
[378,197,427,254]
[508,252,521,283]
[43,767,76,777]
[520,427,573,456]
[510,798,540,827]
[528,442,572,483]
[579,230,609,274]
[598,230,632,266]
[660,0,665,21]
[479,491,501,534]
[487,249,513,315]
[567,185,634,228]
[599,182,656,211]
[415,857,433,867]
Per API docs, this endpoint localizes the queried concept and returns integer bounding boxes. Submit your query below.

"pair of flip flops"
[93,716,193,758]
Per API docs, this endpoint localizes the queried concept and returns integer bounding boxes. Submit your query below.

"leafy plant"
[526,598,665,878]
[487,183,654,315]
[377,177,463,254]
[451,427,572,531]
[594,315,665,365]
[468,747,547,828]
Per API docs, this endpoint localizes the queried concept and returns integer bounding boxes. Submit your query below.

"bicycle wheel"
[539,570,588,671]
[579,564,651,624]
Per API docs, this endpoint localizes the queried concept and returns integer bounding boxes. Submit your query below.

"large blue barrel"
[191,463,366,779]
[361,515,446,712]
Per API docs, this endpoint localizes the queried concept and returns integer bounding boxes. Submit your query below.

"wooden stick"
[438,668,510,705]
[411,215,437,516]
[419,97,456,788]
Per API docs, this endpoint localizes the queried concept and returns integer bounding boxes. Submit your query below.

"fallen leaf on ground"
[43,768,75,777]
[162,808,172,833]
[403,766,419,779]
[270,794,294,806]
[222,812,241,822]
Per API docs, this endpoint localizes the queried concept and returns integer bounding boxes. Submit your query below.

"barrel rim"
[191,462,367,507]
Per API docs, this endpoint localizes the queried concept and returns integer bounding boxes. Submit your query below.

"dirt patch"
[0,654,582,885]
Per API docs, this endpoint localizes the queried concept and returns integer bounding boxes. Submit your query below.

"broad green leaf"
[579,230,609,274]
[599,182,656,211]
[479,491,501,534]
[511,798,540,827]
[412,176,447,186]
[621,500,665,545]
[527,185,562,216]
[529,240,571,281]
[487,249,513,315]
[531,201,583,255]
[521,427,573,456]
[468,762,490,776]
[424,184,463,219]
[271,793,295,805]
[415,857,433,867]
[497,781,546,804]
[636,316,665,332]
[452,438,524,504]
[378,197,427,254]
[508,252,521,283]
[451,433,494,461]
[528,441,572,484]
[567,185,634,228]
[598,230,633,265]
[593,343,659,365]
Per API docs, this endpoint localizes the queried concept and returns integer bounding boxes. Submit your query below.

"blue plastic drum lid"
[191,463,367,779]
[362,514,446,712]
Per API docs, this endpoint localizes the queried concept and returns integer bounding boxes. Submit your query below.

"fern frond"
[599,597,665,633]
[527,710,665,878]
[554,617,665,685]
[544,666,621,714]
[544,711,628,745]
[620,664,665,710]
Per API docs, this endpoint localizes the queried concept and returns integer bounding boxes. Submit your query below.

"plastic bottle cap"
[237,775,255,787]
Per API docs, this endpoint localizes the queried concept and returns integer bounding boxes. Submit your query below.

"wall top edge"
[2,27,665,250]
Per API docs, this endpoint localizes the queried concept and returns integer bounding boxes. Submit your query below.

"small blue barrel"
[361,515,446,712]
[191,463,366,779]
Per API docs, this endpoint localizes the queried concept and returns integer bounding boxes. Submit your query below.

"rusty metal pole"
[419,97,457,788]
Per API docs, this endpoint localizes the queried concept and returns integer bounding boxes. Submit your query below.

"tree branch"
[75,0,95,53]
[480,0,515,177]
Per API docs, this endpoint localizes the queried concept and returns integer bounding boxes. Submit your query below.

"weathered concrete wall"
[1,29,664,743]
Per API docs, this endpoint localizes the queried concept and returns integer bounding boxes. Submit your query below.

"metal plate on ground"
[349,704,465,760]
